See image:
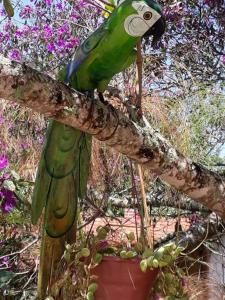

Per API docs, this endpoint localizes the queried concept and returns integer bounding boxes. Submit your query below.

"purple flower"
[47,43,55,52]
[45,0,52,6]
[71,271,77,285]
[15,30,23,37]
[43,25,52,39]
[37,135,44,144]
[70,12,80,20]
[221,55,225,64]
[66,42,74,49]
[3,172,10,180]
[0,256,9,267]
[3,21,12,32]
[56,39,66,47]
[97,240,109,250]
[19,5,33,19]
[0,155,8,170]
[32,26,39,32]
[8,49,21,61]
[154,293,160,300]
[0,8,6,17]
[57,23,69,35]
[0,141,6,152]
[3,33,10,42]
[56,2,63,10]
[0,32,3,43]
[0,240,4,246]
[70,38,78,47]
[0,115,4,124]
[78,0,86,7]
[20,142,29,150]
[181,277,187,287]
[22,25,31,34]
[1,189,17,214]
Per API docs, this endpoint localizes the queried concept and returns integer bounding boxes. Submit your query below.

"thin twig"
[0,237,39,260]
[96,0,115,8]
[85,0,111,13]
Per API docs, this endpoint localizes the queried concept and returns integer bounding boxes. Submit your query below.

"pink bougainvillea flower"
[0,155,8,169]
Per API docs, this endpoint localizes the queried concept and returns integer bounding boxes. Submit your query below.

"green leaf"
[140,259,148,272]
[152,258,159,268]
[10,170,20,181]
[86,292,94,300]
[96,227,108,240]
[80,248,90,257]
[3,180,16,191]
[142,248,153,259]
[125,250,137,258]
[65,243,72,252]
[127,232,135,242]
[63,250,70,262]
[147,256,154,267]
[0,271,16,288]
[120,250,127,259]
[93,253,102,265]
[88,282,98,293]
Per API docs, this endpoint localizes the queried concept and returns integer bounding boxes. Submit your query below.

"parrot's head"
[143,0,166,45]
[123,0,166,45]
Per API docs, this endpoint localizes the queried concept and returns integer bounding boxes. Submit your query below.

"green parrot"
[31,0,165,238]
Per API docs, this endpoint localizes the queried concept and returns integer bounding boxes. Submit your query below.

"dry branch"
[0,56,224,218]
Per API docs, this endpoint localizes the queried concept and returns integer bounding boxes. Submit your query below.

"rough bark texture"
[0,56,224,218]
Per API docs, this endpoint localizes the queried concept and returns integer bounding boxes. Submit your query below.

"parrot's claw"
[98,92,107,105]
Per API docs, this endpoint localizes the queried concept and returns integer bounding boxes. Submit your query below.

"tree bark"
[0,56,224,218]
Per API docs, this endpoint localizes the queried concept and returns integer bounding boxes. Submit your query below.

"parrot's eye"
[143,11,152,20]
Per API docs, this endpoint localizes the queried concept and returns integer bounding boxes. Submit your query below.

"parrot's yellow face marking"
[124,1,161,37]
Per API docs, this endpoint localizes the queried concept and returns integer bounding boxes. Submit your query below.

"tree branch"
[0,56,224,218]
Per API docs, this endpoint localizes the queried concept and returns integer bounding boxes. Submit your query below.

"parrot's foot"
[98,92,107,105]
[84,91,94,99]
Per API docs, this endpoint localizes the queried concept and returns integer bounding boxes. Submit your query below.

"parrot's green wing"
[66,25,108,81]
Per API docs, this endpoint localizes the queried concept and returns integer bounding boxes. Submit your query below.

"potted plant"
[48,222,187,300]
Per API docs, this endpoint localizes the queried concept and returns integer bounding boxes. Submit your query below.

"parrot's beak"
[143,16,166,46]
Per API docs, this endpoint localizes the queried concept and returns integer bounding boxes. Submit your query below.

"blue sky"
[219,144,225,159]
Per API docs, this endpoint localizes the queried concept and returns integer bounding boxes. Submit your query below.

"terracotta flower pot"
[92,256,159,300]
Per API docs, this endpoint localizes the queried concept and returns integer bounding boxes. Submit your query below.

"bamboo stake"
[136,41,153,248]
[138,165,153,249]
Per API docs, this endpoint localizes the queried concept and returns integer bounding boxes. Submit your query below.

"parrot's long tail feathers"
[31,120,91,237]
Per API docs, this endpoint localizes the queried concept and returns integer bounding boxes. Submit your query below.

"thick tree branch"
[0,56,224,218]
